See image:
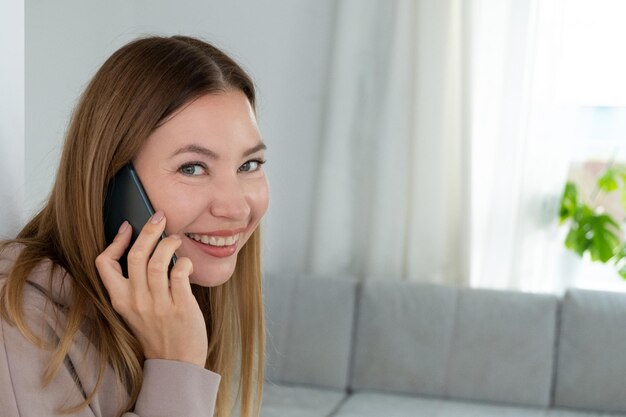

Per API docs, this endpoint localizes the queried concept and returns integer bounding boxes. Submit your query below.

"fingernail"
[170,234,181,240]
[118,220,129,234]
[150,210,165,224]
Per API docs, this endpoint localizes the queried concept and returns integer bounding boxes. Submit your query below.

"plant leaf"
[565,206,621,263]
[560,167,626,279]
[614,171,626,212]
[598,168,619,192]
[564,205,593,256]
[564,225,588,257]
[587,213,621,262]
[559,182,579,224]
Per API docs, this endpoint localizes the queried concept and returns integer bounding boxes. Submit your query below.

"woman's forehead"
[141,91,262,157]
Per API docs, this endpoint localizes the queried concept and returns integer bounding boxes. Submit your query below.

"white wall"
[0,1,25,239]
[24,1,336,273]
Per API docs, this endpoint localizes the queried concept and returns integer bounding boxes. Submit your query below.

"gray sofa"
[260,273,626,417]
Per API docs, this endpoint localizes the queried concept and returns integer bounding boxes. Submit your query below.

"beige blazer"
[0,244,220,416]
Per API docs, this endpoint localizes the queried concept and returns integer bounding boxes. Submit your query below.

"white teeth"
[186,233,240,247]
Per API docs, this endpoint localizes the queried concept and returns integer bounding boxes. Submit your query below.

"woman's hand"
[95,211,208,368]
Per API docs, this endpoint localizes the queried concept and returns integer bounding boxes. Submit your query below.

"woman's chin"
[188,260,237,287]
[175,238,239,287]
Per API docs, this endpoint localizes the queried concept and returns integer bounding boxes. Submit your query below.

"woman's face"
[133,90,269,287]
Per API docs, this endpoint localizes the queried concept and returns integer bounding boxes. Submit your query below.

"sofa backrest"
[350,280,559,407]
[263,273,358,390]
[350,280,458,397]
[554,288,626,414]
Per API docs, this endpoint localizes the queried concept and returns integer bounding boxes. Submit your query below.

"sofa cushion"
[260,383,346,417]
[547,409,626,416]
[554,289,626,414]
[264,273,357,390]
[351,280,458,397]
[331,392,447,417]
[332,392,547,417]
[351,281,558,407]
[446,288,558,407]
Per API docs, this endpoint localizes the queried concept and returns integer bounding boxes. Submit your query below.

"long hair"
[0,35,264,417]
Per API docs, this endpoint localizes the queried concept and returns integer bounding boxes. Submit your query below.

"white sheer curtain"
[470,0,572,293]
[307,0,470,284]
[0,1,25,240]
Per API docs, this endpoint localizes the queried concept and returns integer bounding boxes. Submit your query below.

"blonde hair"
[0,35,264,417]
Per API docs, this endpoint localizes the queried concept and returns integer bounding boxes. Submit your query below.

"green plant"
[558,165,626,279]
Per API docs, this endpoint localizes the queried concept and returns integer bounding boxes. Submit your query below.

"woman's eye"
[239,159,266,173]
[179,163,206,176]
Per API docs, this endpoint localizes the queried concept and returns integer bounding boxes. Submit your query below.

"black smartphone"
[103,163,176,277]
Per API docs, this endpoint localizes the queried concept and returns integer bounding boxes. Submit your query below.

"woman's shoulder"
[0,244,121,417]
[0,242,23,278]
[0,242,74,313]
[0,241,83,361]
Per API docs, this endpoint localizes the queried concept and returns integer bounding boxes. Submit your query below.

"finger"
[169,257,194,305]
[147,234,182,305]
[126,210,166,294]
[96,221,132,304]
[96,220,132,283]
[100,220,133,264]
[96,256,128,302]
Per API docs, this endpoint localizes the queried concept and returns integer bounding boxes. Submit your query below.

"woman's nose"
[208,178,250,220]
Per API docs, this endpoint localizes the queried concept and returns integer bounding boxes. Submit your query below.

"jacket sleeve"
[129,359,220,417]
[0,292,220,417]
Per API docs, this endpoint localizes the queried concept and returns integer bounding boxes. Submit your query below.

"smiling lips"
[185,232,241,247]
[184,232,241,258]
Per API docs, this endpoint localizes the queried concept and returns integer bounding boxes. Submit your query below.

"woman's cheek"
[163,190,204,234]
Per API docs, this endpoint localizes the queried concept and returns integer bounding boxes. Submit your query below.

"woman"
[0,35,269,417]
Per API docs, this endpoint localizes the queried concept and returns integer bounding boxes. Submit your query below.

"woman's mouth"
[185,232,241,246]
[183,233,240,258]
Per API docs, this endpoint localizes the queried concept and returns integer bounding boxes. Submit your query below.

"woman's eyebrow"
[243,142,267,156]
[169,142,267,159]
